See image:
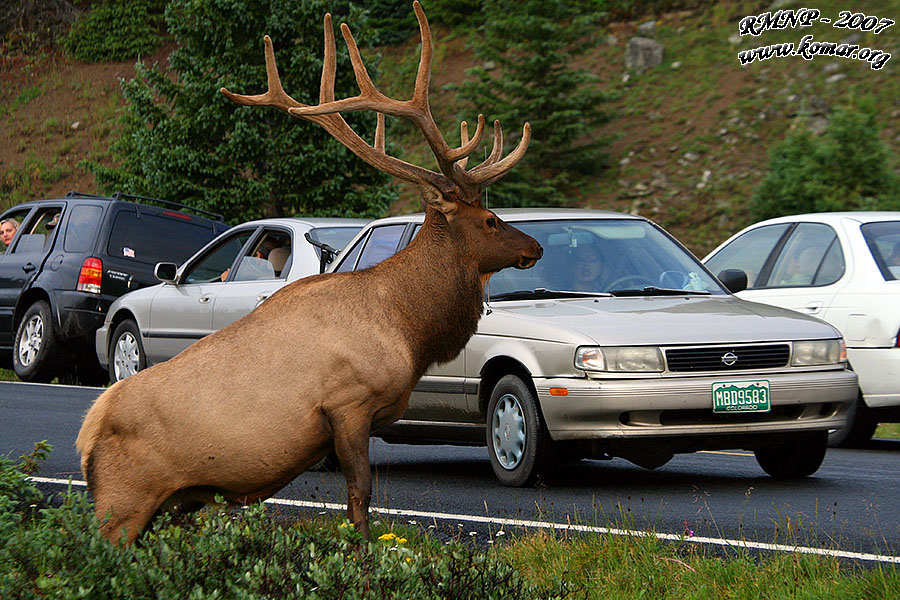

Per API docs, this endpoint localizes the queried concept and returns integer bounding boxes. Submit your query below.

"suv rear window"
[107,211,218,265]
[64,205,103,252]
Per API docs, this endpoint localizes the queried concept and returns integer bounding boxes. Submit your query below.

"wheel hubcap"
[17,315,43,367]
[492,393,526,470]
[113,332,140,381]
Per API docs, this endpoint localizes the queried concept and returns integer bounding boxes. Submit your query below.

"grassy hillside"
[2,0,900,256]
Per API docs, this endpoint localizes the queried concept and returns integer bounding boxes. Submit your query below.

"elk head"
[220,1,542,275]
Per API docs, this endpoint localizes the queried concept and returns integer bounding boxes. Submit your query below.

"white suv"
[705,212,900,446]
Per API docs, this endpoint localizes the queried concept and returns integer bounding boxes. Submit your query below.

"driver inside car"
[568,243,608,292]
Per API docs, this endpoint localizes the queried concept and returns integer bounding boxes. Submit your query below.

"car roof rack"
[111,192,225,222]
[63,190,225,222]
[64,191,108,199]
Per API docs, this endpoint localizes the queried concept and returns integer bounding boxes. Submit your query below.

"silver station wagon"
[332,209,857,485]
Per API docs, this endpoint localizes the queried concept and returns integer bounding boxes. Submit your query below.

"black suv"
[0,192,228,383]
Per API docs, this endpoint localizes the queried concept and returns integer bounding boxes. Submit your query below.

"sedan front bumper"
[536,368,858,440]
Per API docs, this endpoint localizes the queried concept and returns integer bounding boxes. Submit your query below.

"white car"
[96,217,367,382]
[704,212,900,446]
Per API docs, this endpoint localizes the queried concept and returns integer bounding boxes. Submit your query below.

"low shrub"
[0,448,548,599]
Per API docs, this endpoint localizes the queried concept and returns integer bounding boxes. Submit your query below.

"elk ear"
[420,184,459,216]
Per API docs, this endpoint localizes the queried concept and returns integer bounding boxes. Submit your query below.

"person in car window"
[569,244,607,291]
[1,217,20,247]
[220,239,282,282]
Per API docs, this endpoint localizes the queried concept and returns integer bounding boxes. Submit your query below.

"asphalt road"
[2,381,899,563]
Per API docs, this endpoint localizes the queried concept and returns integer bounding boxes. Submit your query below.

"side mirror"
[717,269,748,294]
[155,262,178,283]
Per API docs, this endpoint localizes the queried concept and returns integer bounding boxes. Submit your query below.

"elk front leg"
[331,417,373,537]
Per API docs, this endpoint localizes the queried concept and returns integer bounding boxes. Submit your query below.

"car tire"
[754,431,828,478]
[109,320,146,382]
[828,394,877,448]
[486,374,550,487]
[13,300,61,383]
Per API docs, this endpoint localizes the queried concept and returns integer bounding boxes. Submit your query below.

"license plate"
[712,380,771,413]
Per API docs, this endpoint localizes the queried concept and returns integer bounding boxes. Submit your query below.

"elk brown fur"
[76,1,541,544]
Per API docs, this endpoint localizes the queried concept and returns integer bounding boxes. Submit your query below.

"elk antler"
[220,1,530,205]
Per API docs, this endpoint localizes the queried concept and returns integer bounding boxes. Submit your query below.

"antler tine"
[470,120,504,172]
[220,36,306,113]
[468,122,532,188]
[375,113,386,153]
[455,121,470,170]
[320,14,336,104]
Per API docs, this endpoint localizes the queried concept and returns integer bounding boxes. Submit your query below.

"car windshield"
[488,219,726,301]
[860,220,900,281]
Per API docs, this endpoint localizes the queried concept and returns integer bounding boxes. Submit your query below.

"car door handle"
[257,294,270,302]
[22,262,36,273]
[803,301,823,314]
[199,295,211,304]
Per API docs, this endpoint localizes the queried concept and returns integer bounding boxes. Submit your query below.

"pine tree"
[453,0,615,207]
[89,0,397,222]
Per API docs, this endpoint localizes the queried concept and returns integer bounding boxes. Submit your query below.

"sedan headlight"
[575,346,664,372]
[792,340,846,366]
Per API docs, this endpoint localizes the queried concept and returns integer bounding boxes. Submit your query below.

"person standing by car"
[0,217,19,248]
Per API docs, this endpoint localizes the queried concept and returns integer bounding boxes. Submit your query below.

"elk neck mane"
[362,209,487,374]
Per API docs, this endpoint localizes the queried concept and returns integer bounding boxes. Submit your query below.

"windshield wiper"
[489,288,612,301]
[609,286,711,297]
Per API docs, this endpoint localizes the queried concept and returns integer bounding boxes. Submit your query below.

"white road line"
[28,476,900,564]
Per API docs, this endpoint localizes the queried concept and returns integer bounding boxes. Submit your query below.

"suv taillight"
[77,257,103,294]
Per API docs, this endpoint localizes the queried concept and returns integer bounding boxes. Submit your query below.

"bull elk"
[76,1,542,544]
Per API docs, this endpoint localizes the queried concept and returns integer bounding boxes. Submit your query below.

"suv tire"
[13,300,61,383]
[754,431,828,478]
[109,319,146,383]
[486,374,550,487]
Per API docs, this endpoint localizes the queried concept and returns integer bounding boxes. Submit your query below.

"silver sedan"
[96,217,366,383]
[331,209,857,485]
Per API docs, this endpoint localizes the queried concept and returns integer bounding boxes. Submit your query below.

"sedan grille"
[665,344,790,372]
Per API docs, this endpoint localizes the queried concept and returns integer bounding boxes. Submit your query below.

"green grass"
[506,529,900,599]
[1,444,899,599]
[875,422,900,440]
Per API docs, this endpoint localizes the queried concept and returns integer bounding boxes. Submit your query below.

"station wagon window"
[12,206,63,255]
[184,231,253,284]
[704,223,790,288]
[334,234,365,273]
[767,223,843,288]
[861,220,900,280]
[355,224,405,270]
[64,205,103,252]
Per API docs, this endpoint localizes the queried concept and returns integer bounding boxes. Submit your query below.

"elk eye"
[486,217,497,228]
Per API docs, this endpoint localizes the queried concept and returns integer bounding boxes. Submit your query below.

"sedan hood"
[482,295,841,346]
